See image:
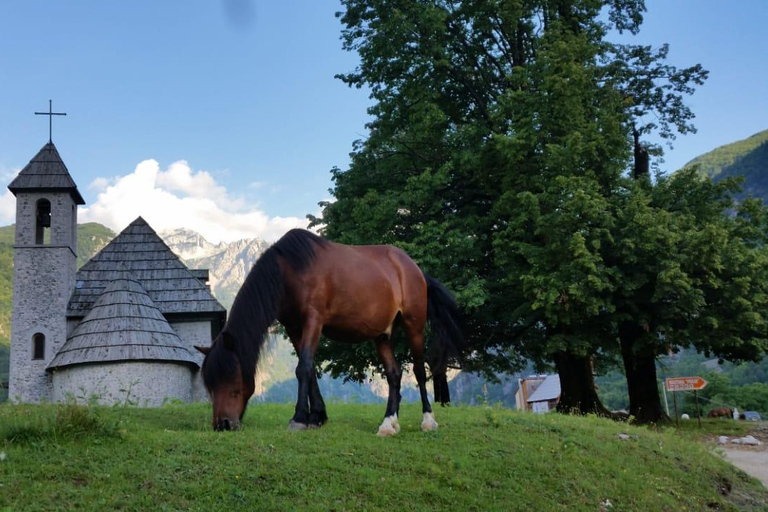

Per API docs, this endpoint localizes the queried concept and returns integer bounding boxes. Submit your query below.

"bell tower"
[7,141,84,402]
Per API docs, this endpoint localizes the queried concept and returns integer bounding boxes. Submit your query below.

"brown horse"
[707,407,734,419]
[195,229,465,435]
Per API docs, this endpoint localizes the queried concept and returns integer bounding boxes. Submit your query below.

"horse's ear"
[194,345,211,355]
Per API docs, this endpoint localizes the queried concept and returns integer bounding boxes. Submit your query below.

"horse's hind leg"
[375,335,402,437]
[289,317,323,431]
[403,320,438,432]
[308,367,328,428]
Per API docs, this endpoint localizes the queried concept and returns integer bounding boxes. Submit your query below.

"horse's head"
[196,332,254,431]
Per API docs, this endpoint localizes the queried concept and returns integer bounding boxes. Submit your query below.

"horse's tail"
[424,274,466,405]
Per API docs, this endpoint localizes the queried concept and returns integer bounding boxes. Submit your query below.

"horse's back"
[283,240,427,341]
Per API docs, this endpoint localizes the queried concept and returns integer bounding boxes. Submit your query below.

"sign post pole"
[694,390,702,428]
[673,390,679,428]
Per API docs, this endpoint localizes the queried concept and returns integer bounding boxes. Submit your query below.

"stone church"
[7,141,226,405]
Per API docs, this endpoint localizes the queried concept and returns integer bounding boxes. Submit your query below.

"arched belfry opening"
[35,198,51,245]
[32,333,45,360]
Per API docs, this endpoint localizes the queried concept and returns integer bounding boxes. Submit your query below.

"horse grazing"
[195,229,465,435]
[707,407,733,419]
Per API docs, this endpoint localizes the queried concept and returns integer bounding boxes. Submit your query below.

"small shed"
[48,277,199,406]
[527,374,561,413]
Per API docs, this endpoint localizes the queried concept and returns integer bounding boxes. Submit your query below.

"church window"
[35,199,52,245]
[32,333,45,360]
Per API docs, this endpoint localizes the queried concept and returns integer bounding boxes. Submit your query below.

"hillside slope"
[684,129,768,200]
[1,403,766,511]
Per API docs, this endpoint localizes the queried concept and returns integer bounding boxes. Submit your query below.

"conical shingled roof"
[49,277,198,371]
[8,142,85,204]
[67,217,226,318]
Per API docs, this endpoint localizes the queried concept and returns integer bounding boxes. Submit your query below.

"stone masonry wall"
[10,247,76,402]
[52,362,194,407]
[170,320,214,402]
[9,191,77,403]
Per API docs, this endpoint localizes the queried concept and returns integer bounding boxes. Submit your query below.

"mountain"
[160,228,270,309]
[684,129,768,200]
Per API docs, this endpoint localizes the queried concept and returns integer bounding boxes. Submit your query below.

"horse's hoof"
[377,426,397,437]
[307,423,321,430]
[377,415,400,437]
[288,420,308,431]
[421,412,438,432]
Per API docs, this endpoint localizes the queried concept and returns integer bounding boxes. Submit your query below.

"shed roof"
[68,217,226,318]
[49,277,198,371]
[527,374,561,403]
[7,142,85,204]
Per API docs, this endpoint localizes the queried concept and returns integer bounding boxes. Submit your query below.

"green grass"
[0,403,766,511]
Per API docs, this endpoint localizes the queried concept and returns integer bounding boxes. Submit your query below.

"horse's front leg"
[289,317,322,431]
[375,335,402,437]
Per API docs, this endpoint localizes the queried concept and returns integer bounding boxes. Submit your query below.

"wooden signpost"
[666,377,708,427]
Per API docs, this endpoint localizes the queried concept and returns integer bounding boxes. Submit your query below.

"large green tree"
[313,0,724,417]
[610,169,768,423]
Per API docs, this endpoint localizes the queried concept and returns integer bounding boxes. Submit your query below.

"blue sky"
[0,1,766,242]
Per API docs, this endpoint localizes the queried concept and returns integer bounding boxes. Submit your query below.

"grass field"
[0,402,766,511]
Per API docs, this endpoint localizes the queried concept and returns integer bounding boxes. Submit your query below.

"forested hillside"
[685,129,768,200]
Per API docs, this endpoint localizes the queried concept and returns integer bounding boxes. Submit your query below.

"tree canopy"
[311,0,765,423]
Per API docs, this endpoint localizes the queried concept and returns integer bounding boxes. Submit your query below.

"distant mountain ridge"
[684,129,768,200]
[160,228,270,309]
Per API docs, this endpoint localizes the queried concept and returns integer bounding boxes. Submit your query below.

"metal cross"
[35,99,67,143]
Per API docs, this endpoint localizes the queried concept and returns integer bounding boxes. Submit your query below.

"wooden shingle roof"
[49,277,198,371]
[67,217,226,317]
[7,142,85,204]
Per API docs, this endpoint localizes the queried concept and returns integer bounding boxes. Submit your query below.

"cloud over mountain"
[78,159,308,243]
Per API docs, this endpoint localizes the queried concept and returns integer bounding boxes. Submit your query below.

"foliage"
[313,0,715,420]
[0,403,765,511]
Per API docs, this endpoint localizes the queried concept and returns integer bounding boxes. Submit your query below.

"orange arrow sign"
[666,376,708,392]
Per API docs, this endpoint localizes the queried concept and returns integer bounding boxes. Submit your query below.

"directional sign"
[666,376,708,392]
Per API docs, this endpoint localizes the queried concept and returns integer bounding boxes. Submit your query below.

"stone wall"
[51,362,194,407]
[170,319,214,402]
[9,190,77,403]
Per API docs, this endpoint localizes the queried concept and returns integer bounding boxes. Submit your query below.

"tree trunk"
[619,322,669,424]
[552,351,610,416]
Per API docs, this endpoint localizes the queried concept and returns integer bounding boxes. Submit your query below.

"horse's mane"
[211,229,327,384]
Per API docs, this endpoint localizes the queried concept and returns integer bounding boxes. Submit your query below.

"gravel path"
[722,449,768,487]
[719,423,768,488]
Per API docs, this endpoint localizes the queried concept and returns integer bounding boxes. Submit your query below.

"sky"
[1,1,766,243]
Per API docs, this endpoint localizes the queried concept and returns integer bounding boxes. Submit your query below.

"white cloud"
[0,167,20,226]
[0,190,16,226]
[87,177,111,191]
[79,159,308,243]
